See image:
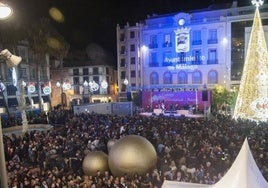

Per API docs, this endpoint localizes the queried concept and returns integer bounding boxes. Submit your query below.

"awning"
[42,95,50,103]
[8,98,18,107]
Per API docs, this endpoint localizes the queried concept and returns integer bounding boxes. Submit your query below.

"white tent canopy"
[162,138,268,188]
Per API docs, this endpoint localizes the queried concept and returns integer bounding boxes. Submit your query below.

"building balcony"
[207,39,218,44]
[149,43,158,49]
[149,62,159,67]
[192,40,202,45]
[207,59,218,64]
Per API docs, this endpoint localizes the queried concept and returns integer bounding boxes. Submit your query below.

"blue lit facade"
[117,2,268,99]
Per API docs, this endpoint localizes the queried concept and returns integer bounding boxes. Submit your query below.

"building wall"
[50,64,117,107]
[117,2,268,98]
[0,43,52,114]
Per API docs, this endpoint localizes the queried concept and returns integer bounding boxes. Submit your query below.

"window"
[18,48,28,61]
[192,50,202,65]
[19,68,27,79]
[120,33,125,41]
[207,49,218,64]
[130,31,135,38]
[131,70,136,77]
[208,70,218,84]
[163,52,172,66]
[6,85,17,95]
[192,30,202,45]
[121,84,127,92]
[120,46,126,54]
[73,77,79,85]
[192,71,202,84]
[149,35,158,48]
[73,68,79,75]
[93,67,99,75]
[163,71,172,84]
[130,57,135,64]
[106,67,109,75]
[40,67,48,80]
[121,71,126,79]
[178,71,187,84]
[93,76,99,83]
[83,76,89,82]
[150,72,159,85]
[208,29,218,44]
[30,67,37,80]
[149,52,158,67]
[120,58,126,67]
[130,44,135,52]
[83,68,89,75]
[163,34,171,47]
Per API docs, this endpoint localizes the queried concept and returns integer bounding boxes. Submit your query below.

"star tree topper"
[252,0,264,7]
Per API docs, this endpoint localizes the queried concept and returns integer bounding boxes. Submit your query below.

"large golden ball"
[107,139,118,153]
[82,151,109,176]
[108,135,157,177]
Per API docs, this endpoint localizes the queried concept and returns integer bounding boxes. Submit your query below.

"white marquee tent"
[162,138,268,188]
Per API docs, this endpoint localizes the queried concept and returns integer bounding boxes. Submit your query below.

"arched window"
[150,72,159,85]
[178,71,187,84]
[192,71,202,84]
[208,70,218,84]
[163,71,172,84]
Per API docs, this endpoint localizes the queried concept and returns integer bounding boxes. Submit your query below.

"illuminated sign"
[164,55,205,64]
[167,64,198,71]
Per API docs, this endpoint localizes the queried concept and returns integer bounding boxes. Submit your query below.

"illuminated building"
[116,1,268,106]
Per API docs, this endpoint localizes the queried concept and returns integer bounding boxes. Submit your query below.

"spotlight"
[0,49,22,67]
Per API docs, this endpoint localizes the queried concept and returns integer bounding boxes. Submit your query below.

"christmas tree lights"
[233,0,268,122]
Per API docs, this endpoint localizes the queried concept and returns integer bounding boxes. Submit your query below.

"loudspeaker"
[0,49,22,67]
[127,92,132,101]
[202,90,208,101]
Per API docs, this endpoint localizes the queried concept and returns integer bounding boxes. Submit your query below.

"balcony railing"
[149,43,158,49]
[149,62,159,67]
[207,59,218,64]
[207,39,218,44]
[192,40,202,45]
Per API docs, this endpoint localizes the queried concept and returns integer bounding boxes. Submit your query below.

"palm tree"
[27,17,69,111]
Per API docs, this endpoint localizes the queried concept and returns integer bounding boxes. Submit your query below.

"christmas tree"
[233,0,268,122]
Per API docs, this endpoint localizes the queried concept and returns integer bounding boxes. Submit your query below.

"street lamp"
[0,3,20,188]
[20,80,28,134]
[0,2,12,19]
[56,80,71,108]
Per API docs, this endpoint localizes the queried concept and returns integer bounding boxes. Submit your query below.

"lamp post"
[56,80,64,107]
[20,80,28,134]
[56,80,71,108]
[0,51,21,188]
[195,88,198,112]
[0,3,17,187]
[83,80,89,103]
[203,84,207,119]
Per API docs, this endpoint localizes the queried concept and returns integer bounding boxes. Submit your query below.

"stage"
[140,110,205,118]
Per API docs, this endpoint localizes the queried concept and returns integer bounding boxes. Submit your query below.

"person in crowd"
[2,109,268,187]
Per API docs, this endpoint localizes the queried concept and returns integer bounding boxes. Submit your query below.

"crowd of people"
[2,109,268,187]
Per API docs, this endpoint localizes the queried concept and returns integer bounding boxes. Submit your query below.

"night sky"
[9,0,251,55]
